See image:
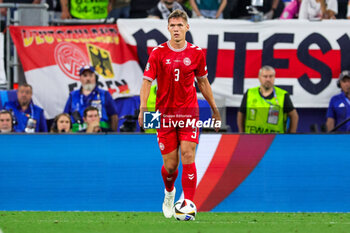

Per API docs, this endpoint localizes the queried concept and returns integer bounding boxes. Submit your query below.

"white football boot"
[162,187,176,218]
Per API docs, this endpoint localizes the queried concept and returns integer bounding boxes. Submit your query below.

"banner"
[0,33,6,84]
[10,24,143,119]
[117,19,350,108]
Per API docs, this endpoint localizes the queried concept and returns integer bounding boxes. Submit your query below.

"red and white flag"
[10,24,142,119]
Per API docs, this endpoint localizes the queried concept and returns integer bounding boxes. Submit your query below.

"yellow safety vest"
[145,84,157,134]
[70,0,109,19]
[245,86,287,134]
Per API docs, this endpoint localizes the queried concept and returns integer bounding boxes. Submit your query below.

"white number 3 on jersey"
[174,68,180,81]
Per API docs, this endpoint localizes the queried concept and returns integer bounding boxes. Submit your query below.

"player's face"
[56,115,71,133]
[84,110,100,123]
[168,17,189,43]
[0,113,12,132]
[340,77,350,95]
[17,86,32,106]
[259,70,275,90]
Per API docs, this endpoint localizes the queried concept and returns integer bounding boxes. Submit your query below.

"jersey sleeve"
[195,49,208,79]
[143,49,158,81]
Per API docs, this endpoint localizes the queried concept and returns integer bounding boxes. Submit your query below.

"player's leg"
[180,140,197,201]
[162,148,180,192]
[157,129,180,218]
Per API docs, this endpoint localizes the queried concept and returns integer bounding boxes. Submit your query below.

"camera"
[119,109,139,132]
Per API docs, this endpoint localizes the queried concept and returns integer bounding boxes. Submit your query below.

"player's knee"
[165,165,178,174]
[181,151,195,164]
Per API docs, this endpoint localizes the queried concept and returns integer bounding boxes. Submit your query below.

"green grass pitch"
[0,212,349,233]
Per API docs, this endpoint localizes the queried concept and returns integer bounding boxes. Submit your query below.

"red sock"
[182,163,197,201]
[161,165,178,192]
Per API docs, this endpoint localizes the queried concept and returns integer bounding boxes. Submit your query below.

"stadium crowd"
[1,0,347,20]
[0,0,350,133]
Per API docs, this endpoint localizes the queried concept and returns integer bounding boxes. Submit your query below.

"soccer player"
[138,9,221,218]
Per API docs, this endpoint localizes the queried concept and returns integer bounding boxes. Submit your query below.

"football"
[173,199,197,221]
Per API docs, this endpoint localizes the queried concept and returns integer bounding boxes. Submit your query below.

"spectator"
[326,70,350,132]
[50,113,72,133]
[4,84,48,133]
[298,0,337,19]
[336,0,348,18]
[228,0,284,19]
[64,65,118,132]
[43,0,62,20]
[108,0,131,20]
[0,0,41,17]
[80,106,110,133]
[0,110,14,133]
[148,0,192,19]
[60,0,109,19]
[237,66,298,134]
[189,0,227,19]
[177,0,192,10]
[280,0,301,19]
[130,0,158,18]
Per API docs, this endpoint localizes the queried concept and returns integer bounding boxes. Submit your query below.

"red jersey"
[143,41,207,116]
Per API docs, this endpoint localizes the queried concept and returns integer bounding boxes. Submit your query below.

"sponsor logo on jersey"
[145,62,150,71]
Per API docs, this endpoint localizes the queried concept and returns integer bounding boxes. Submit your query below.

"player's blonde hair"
[168,9,188,23]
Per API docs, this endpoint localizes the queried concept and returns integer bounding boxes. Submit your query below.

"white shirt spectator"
[298,0,337,20]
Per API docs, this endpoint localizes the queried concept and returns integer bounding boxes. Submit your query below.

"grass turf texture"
[0,212,349,233]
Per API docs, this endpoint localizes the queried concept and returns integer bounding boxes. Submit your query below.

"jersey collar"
[167,40,187,52]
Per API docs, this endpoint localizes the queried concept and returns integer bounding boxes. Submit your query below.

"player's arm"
[138,79,152,128]
[197,77,221,132]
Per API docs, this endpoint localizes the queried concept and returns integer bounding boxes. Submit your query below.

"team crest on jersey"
[183,57,191,66]
[145,62,150,71]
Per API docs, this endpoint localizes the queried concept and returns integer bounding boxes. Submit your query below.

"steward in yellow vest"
[245,86,287,133]
[61,0,110,19]
[237,66,299,133]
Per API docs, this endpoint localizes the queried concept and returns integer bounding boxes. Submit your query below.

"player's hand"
[212,108,221,132]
